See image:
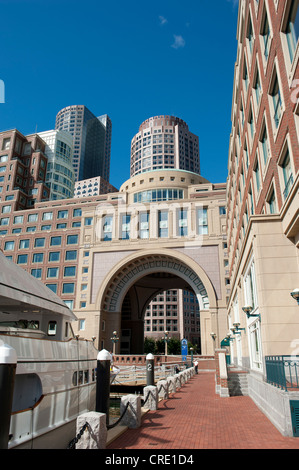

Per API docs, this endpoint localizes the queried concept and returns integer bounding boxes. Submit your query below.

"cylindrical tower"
[130,115,200,177]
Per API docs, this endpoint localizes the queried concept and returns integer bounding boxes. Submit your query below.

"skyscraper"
[130,115,200,177]
[55,105,111,182]
[37,130,75,200]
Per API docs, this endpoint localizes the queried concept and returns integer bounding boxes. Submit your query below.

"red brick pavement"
[107,372,299,450]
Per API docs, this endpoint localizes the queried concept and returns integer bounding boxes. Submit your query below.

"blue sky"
[0,0,239,190]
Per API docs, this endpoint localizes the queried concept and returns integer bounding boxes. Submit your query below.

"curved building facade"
[130,115,200,177]
[38,130,75,200]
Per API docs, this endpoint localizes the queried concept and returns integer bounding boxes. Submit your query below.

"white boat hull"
[2,334,98,449]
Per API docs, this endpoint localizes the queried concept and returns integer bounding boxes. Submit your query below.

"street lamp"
[291,288,299,305]
[111,331,119,355]
[163,330,170,356]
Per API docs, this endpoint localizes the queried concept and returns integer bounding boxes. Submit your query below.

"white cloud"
[159,15,168,25]
[171,35,186,49]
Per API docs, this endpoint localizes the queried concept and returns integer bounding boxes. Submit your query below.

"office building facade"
[55,105,111,182]
[74,176,117,198]
[0,129,50,213]
[37,130,75,200]
[130,115,200,177]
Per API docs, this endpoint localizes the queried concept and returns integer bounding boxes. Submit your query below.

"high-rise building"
[55,105,111,182]
[97,114,112,182]
[0,129,50,212]
[226,0,299,423]
[37,130,75,200]
[130,115,200,177]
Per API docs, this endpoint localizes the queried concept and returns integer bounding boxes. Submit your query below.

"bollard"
[157,379,169,400]
[95,349,111,425]
[0,341,17,449]
[146,353,155,386]
[120,394,141,429]
[76,412,107,449]
[167,376,176,394]
[143,385,158,410]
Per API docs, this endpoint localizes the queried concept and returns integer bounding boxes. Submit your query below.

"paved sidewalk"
[107,371,299,449]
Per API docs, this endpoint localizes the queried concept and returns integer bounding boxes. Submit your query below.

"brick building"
[226,0,299,434]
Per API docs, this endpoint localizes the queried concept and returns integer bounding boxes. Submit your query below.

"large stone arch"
[95,249,219,354]
[96,248,218,313]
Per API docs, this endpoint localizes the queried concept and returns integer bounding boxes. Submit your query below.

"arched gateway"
[95,249,221,355]
[74,169,228,356]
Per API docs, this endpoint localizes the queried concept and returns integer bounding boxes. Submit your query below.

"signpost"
[181,338,188,362]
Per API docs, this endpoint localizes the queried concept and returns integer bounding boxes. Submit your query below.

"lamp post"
[163,331,170,357]
[190,347,194,367]
[111,331,119,355]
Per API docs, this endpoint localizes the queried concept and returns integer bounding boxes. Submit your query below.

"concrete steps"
[227,370,249,396]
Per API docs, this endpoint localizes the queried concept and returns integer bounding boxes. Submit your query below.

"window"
[50,236,61,246]
[139,212,149,239]
[121,214,131,240]
[80,302,87,308]
[103,216,113,241]
[56,223,67,229]
[46,284,57,294]
[47,267,59,278]
[79,319,85,331]
[48,321,57,336]
[178,208,188,236]
[31,268,42,279]
[64,266,76,277]
[158,211,168,238]
[243,58,249,91]
[19,239,29,249]
[0,155,8,163]
[14,215,24,224]
[33,253,44,263]
[270,74,282,128]
[49,251,60,262]
[2,138,11,150]
[254,157,261,193]
[34,238,45,248]
[219,206,226,215]
[247,15,254,54]
[42,212,53,221]
[62,283,75,294]
[281,148,294,200]
[17,254,28,264]
[244,259,258,311]
[267,186,277,214]
[0,217,9,226]
[28,213,38,222]
[2,205,11,214]
[285,0,299,63]
[58,210,68,219]
[197,208,208,235]
[67,234,78,244]
[260,124,270,166]
[4,241,14,251]
[26,226,36,233]
[73,208,82,217]
[84,217,93,226]
[261,9,271,60]
[65,250,77,261]
[41,224,51,231]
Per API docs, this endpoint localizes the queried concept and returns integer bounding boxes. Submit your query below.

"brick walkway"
[107,372,299,449]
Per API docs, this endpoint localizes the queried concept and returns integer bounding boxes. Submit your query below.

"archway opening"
[97,251,217,355]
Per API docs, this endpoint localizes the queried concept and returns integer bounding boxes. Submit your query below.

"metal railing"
[265,355,299,391]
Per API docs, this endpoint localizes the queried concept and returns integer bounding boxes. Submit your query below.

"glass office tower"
[55,105,111,182]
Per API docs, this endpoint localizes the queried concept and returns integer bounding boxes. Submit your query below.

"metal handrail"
[265,355,299,391]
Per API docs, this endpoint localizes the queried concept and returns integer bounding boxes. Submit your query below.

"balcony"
[265,355,299,391]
